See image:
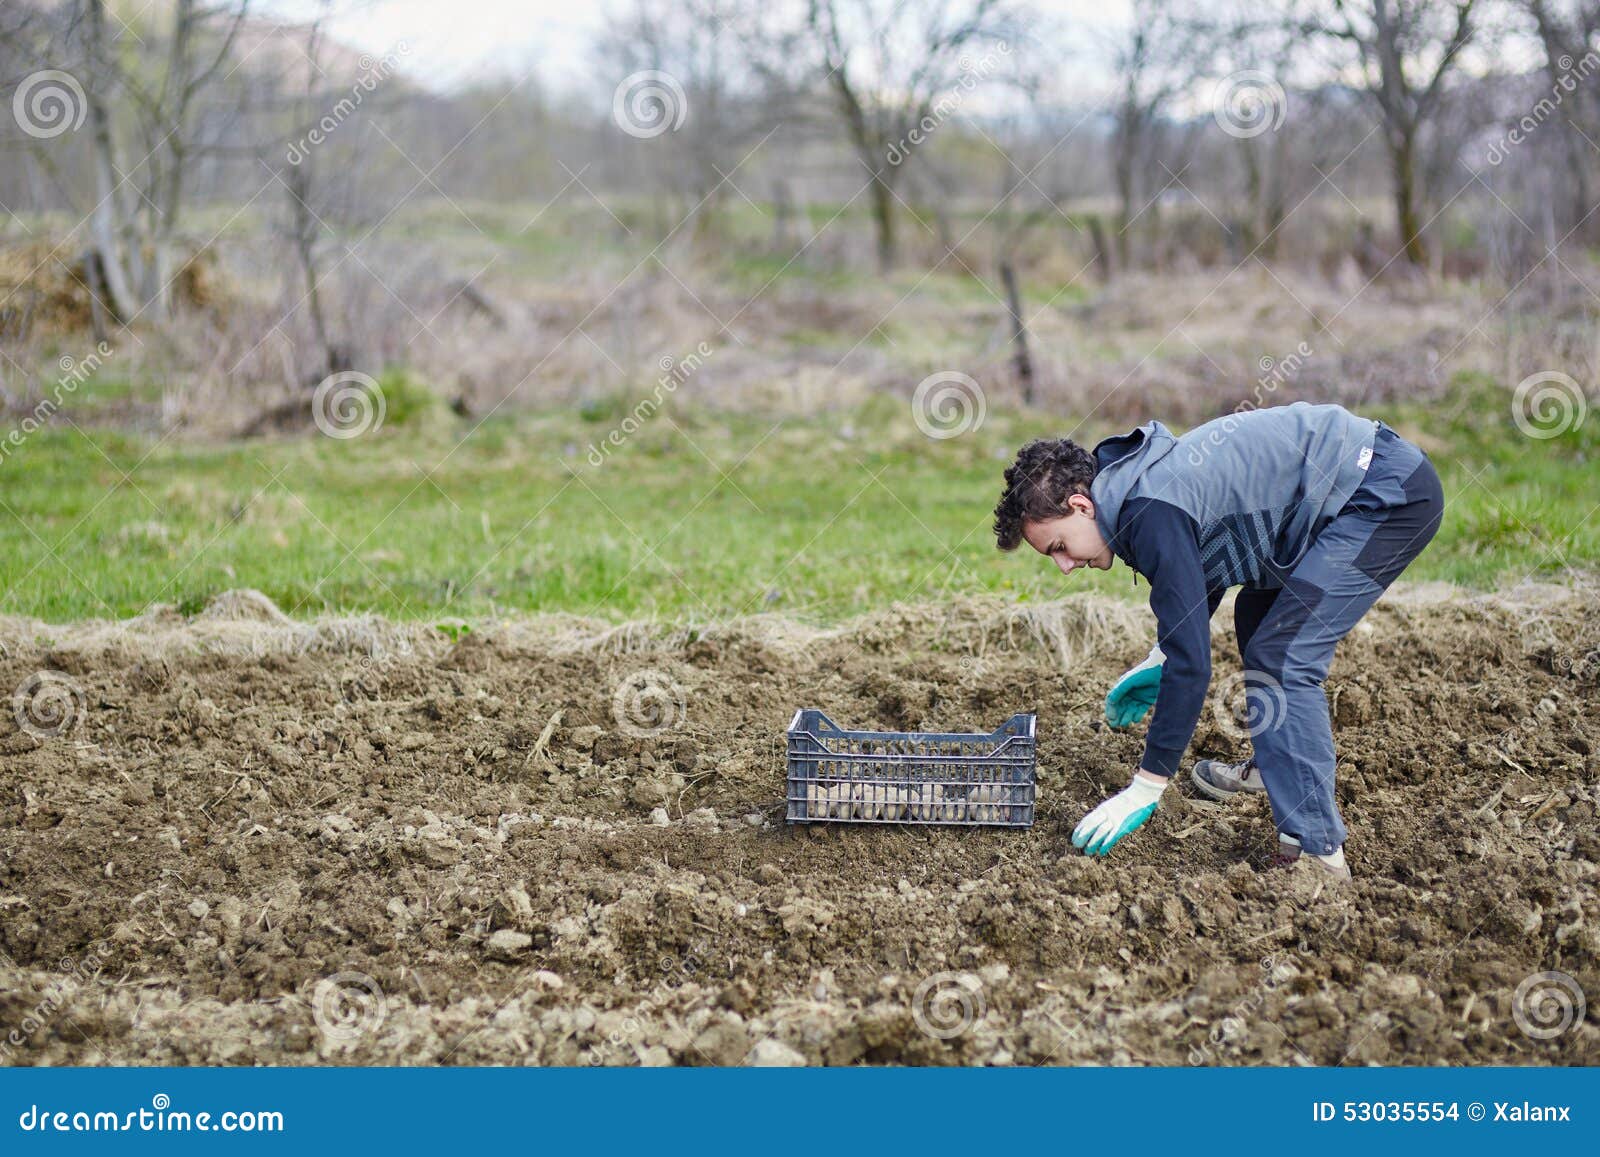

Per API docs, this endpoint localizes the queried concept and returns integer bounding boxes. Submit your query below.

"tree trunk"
[1085,215,1114,284]
[870,173,896,273]
[1532,3,1593,239]
[1113,153,1135,271]
[1262,126,1288,260]
[1391,131,1426,266]
[85,0,139,322]
[998,258,1034,406]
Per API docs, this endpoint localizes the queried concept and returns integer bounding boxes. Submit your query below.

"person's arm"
[1115,497,1214,778]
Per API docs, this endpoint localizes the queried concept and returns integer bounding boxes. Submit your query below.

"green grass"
[0,374,1594,623]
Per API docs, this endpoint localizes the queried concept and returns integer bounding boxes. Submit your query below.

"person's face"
[1021,494,1115,576]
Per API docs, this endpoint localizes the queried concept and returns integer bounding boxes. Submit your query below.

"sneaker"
[1267,836,1351,881]
[1189,757,1267,801]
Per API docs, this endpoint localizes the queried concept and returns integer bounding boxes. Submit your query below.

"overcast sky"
[256,0,1137,96]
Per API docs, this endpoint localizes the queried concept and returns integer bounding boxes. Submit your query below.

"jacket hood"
[1089,420,1181,559]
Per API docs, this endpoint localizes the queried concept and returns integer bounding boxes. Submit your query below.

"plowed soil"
[2,585,1597,1066]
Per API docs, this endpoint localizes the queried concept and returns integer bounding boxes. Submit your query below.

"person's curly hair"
[992,438,1098,551]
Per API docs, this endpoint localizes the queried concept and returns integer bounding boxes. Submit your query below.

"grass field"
[1,370,1594,624]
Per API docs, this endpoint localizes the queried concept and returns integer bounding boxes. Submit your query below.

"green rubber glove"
[1072,773,1166,856]
[1104,644,1164,728]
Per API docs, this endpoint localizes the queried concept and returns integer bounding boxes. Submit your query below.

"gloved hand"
[1072,772,1166,856]
[1104,644,1164,728]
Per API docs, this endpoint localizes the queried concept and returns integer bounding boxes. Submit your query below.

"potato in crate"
[785,709,1036,828]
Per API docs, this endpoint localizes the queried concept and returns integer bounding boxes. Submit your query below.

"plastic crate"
[785,708,1036,828]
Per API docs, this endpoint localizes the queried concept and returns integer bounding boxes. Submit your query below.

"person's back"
[1090,401,1379,591]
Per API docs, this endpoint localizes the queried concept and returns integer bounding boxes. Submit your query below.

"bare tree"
[77,0,252,321]
[804,0,1023,272]
[1105,0,1193,271]
[1309,0,1479,266]
[1185,3,1304,259]
[1520,0,1600,240]
[267,3,412,385]
[598,0,799,241]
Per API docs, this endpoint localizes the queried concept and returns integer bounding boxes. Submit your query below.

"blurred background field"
[3,0,1599,624]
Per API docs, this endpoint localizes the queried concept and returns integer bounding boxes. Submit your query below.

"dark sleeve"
[1117,497,1216,777]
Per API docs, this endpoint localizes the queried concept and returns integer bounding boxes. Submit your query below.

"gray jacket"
[1090,402,1379,591]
